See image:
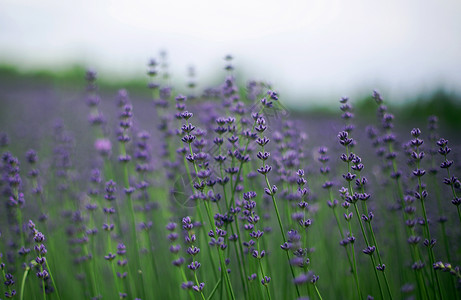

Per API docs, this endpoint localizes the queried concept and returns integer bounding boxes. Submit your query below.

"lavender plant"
[0,57,459,300]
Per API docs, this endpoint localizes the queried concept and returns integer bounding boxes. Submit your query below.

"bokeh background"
[1,0,461,107]
[1,2,461,299]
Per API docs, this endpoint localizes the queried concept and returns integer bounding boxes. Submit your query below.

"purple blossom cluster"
[0,57,460,300]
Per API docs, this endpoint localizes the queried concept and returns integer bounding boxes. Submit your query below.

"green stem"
[314,284,323,300]
[106,215,121,298]
[265,175,300,298]
[352,202,383,300]
[39,259,46,300]
[179,267,196,300]
[120,135,147,299]
[20,264,30,300]
[44,260,60,300]
[344,190,362,298]
[444,161,461,224]
[14,187,26,248]
[204,201,235,300]
[186,135,235,299]
[193,271,206,300]
[182,157,218,279]
[216,142,247,296]
[126,192,147,299]
[207,278,222,300]
[327,186,354,270]
[256,241,271,300]
[345,144,388,299]
[83,243,98,298]
[388,145,429,299]
[416,145,443,300]
[362,202,393,300]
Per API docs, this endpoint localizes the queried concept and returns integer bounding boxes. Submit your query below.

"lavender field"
[0,59,460,300]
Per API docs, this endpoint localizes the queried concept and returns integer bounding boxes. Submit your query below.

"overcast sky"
[1,0,461,105]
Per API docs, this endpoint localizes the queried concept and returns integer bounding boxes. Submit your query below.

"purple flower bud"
[376,264,386,271]
[172,257,185,267]
[452,197,461,206]
[257,165,272,175]
[411,128,421,137]
[169,245,181,254]
[34,232,45,243]
[261,276,271,285]
[344,212,353,221]
[338,131,353,146]
[343,172,356,182]
[94,138,112,156]
[363,246,376,255]
[408,236,421,245]
[187,261,201,271]
[413,169,426,177]
[104,253,116,261]
[248,273,257,281]
[192,282,205,292]
[187,246,200,256]
[36,270,49,279]
[181,281,194,290]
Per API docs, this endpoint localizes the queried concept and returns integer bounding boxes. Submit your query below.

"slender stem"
[145,230,160,287]
[388,143,429,299]
[325,182,354,267]
[12,186,26,250]
[444,161,461,224]
[106,215,122,298]
[204,201,236,300]
[415,145,443,300]
[39,257,46,300]
[218,142,248,296]
[207,278,222,300]
[120,134,147,300]
[229,219,247,295]
[20,265,30,300]
[431,175,452,262]
[256,240,271,300]
[83,243,98,298]
[179,267,196,300]
[458,206,461,225]
[126,192,147,298]
[353,203,384,300]
[346,142,392,299]
[347,224,362,300]
[229,117,260,209]
[265,181,300,297]
[362,201,393,300]
[44,260,60,300]
[314,284,323,300]
[324,183,356,294]
[193,271,206,300]
[343,148,362,300]
[367,222,393,299]
[182,156,218,279]
[186,136,236,300]
[16,207,26,248]
[257,124,300,298]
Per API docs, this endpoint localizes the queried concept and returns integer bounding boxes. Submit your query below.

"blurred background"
[1,0,461,107]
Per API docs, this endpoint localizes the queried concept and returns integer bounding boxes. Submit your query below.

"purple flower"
[363,246,376,255]
[94,138,111,156]
[192,282,205,292]
[187,261,201,271]
[261,276,271,285]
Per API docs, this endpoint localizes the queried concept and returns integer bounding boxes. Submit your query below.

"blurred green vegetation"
[354,89,461,129]
[0,64,149,91]
[1,64,460,128]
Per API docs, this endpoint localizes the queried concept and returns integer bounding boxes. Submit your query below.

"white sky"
[1,0,461,105]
